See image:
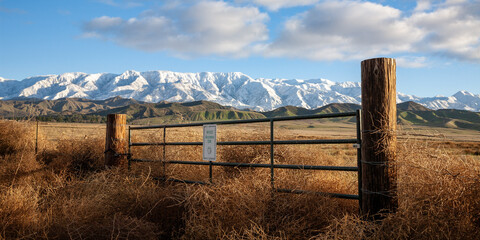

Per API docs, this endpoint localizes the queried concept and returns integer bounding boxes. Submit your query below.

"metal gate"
[128,110,362,206]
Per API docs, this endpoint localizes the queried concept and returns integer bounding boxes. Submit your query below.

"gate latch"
[353,144,361,149]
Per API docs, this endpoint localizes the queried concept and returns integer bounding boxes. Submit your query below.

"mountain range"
[1,97,479,131]
[1,71,479,112]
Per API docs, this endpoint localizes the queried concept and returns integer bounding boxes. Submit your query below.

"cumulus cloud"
[265,0,480,62]
[83,1,268,56]
[83,0,480,63]
[396,56,428,68]
[265,1,424,60]
[409,0,480,61]
[414,0,433,12]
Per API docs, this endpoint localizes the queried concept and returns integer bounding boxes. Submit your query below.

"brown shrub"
[181,171,353,240]
[0,185,42,238]
[0,120,35,155]
[0,121,43,186]
[317,139,480,240]
[218,145,270,177]
[0,154,43,187]
[44,169,185,239]
[47,138,105,175]
[182,172,272,239]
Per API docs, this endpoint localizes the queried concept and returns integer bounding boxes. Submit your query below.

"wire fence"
[128,111,363,203]
[24,117,479,187]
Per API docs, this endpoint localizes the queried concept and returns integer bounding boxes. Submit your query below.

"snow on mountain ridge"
[0,71,479,112]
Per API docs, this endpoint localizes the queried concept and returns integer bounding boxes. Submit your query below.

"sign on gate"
[203,125,217,161]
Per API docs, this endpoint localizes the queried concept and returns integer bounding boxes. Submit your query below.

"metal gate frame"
[128,110,362,206]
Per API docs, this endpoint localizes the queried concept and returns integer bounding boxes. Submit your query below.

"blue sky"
[0,0,479,97]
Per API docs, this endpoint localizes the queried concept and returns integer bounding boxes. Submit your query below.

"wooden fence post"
[105,114,127,168]
[360,58,398,217]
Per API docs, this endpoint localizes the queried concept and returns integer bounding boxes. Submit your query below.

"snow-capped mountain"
[0,70,479,112]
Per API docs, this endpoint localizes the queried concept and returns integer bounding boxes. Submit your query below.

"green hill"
[92,100,265,124]
[263,103,361,118]
[0,97,141,118]
[314,103,361,114]
[397,101,432,111]
[1,97,479,131]
[398,106,480,131]
[264,105,313,117]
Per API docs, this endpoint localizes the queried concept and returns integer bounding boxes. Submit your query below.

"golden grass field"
[1,119,479,239]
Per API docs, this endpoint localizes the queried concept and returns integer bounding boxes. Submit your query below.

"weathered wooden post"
[105,114,127,168]
[360,58,397,217]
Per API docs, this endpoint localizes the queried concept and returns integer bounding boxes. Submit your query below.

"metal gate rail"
[128,110,362,205]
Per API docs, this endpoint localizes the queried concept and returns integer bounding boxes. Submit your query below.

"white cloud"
[83,1,269,57]
[83,0,480,64]
[265,0,480,63]
[265,1,424,60]
[409,1,480,61]
[238,0,319,11]
[396,56,428,68]
[414,0,433,12]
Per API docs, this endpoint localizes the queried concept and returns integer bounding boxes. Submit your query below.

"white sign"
[203,124,217,161]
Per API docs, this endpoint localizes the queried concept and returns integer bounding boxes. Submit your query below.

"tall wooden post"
[360,58,397,217]
[105,114,127,168]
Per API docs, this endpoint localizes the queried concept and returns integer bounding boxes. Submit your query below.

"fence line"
[127,110,363,207]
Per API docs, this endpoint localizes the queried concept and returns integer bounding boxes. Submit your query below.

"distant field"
[36,120,480,198]
[38,119,480,142]
[37,120,480,163]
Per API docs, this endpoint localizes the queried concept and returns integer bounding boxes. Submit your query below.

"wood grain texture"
[105,114,127,167]
[360,58,398,217]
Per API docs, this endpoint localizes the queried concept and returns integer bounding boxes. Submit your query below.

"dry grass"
[317,138,480,239]
[0,120,479,239]
[0,120,36,156]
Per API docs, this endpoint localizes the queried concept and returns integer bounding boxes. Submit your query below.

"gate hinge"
[353,144,361,149]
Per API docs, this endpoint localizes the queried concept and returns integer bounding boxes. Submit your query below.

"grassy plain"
[1,119,479,239]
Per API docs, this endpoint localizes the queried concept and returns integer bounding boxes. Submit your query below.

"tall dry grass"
[0,120,479,239]
[318,138,480,240]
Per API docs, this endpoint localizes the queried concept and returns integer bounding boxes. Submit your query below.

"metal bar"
[153,177,209,185]
[275,188,359,200]
[218,141,269,145]
[209,161,213,184]
[271,164,358,171]
[131,142,169,146]
[151,177,358,200]
[272,139,358,144]
[130,139,358,147]
[130,158,157,163]
[270,119,275,189]
[163,160,358,171]
[356,109,363,212]
[129,112,357,130]
[268,112,356,121]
